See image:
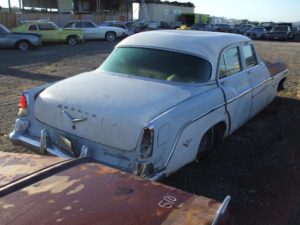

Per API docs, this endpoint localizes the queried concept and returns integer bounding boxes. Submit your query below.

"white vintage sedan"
[10,31,288,180]
[63,20,127,41]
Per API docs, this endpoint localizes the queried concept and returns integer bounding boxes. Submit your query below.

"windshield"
[0,24,10,34]
[99,47,211,83]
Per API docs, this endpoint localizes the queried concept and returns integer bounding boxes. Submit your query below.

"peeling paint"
[67,184,85,195]
[2,203,14,209]
[63,206,72,211]
[21,176,80,195]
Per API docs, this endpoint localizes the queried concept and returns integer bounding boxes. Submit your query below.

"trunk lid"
[34,70,191,151]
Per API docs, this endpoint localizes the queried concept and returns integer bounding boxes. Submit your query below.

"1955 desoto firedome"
[10,30,288,180]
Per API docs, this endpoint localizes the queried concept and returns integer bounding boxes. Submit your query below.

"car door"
[0,26,9,48]
[82,21,100,39]
[241,44,274,117]
[37,23,59,42]
[218,46,252,134]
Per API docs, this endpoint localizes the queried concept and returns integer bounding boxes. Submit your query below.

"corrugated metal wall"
[139,3,194,24]
[0,12,130,28]
[23,0,58,8]
[57,0,73,12]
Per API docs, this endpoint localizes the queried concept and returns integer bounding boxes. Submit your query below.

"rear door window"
[242,44,257,68]
[219,47,242,78]
[29,25,38,30]
[38,23,55,30]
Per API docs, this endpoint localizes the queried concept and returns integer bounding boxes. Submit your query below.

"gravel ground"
[0,40,300,225]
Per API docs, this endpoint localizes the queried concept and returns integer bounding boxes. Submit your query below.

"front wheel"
[67,36,78,46]
[18,41,30,51]
[195,129,214,162]
[105,32,117,42]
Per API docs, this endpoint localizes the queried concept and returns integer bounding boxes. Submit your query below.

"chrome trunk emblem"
[62,109,87,123]
[61,109,87,129]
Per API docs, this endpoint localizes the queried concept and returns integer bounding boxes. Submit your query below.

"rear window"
[99,47,211,83]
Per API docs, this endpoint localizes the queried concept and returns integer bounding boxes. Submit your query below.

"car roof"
[117,30,251,76]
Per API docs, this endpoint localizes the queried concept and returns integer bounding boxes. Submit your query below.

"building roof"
[117,30,251,76]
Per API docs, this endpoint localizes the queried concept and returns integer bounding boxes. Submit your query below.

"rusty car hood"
[34,70,191,151]
[0,152,68,188]
[0,153,230,225]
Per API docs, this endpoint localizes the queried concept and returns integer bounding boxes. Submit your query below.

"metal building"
[138,1,194,24]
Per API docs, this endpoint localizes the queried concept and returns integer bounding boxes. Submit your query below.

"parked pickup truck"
[0,152,232,225]
[9,31,288,180]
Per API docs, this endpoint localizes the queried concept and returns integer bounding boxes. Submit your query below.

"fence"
[0,12,17,28]
[0,12,130,28]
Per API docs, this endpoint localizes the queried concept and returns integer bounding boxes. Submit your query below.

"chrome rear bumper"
[9,130,73,158]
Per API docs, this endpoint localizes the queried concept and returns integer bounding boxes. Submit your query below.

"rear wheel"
[195,129,214,162]
[17,41,30,51]
[105,32,117,42]
[67,36,78,46]
[278,79,286,91]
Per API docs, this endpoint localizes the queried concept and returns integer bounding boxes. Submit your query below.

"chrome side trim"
[148,83,218,125]
[163,103,225,168]
[211,195,231,225]
[226,88,252,104]
[251,77,272,90]
[226,77,272,104]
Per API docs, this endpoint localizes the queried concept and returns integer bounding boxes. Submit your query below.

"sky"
[2,0,300,22]
[173,0,300,22]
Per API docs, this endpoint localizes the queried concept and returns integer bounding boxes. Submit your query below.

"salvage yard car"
[63,20,127,42]
[0,24,41,51]
[10,31,288,180]
[11,21,84,45]
[0,152,231,225]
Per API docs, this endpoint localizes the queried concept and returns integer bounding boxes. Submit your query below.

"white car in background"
[63,20,127,41]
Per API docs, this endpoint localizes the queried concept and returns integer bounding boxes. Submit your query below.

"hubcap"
[19,42,28,51]
[107,33,116,41]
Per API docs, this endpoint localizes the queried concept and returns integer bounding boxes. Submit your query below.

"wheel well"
[67,35,77,39]
[15,39,30,47]
[277,78,286,91]
[106,31,117,36]
[212,121,227,144]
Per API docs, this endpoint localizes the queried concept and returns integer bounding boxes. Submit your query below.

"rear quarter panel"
[147,85,228,175]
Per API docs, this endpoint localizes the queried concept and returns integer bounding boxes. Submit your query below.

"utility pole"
[8,0,12,13]
[19,0,22,12]
[141,0,149,21]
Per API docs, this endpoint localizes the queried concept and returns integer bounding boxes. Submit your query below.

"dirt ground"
[0,40,300,225]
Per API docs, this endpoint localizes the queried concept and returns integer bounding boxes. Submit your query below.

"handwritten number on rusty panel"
[158,196,177,208]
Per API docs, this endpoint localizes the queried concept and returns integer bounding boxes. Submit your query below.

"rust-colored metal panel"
[0,153,230,225]
[266,61,288,77]
[0,152,68,188]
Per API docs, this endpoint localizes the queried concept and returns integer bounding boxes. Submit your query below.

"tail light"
[140,126,154,159]
[18,94,28,117]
